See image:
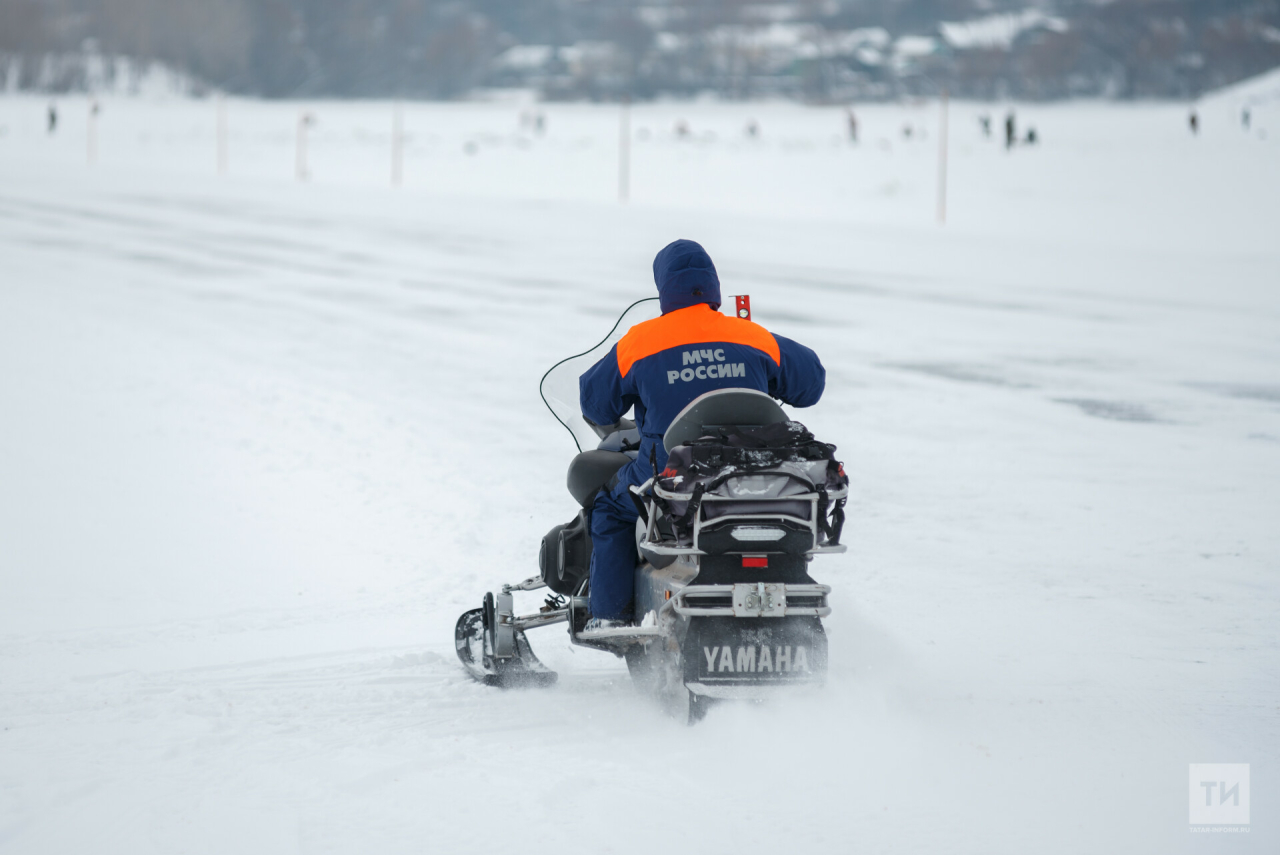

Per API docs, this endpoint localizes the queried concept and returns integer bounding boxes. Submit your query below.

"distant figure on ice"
[534,112,546,135]
[1242,108,1251,130]
[1024,127,1038,145]
[47,104,57,134]
[674,119,690,139]
[1004,111,1016,149]
[979,114,991,138]
[745,118,759,138]
[1188,110,1198,134]
[901,123,913,140]
[845,107,857,143]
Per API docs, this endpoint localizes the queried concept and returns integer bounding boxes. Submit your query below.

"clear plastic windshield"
[540,298,662,453]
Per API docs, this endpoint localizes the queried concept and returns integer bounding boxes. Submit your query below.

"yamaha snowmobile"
[454,299,848,721]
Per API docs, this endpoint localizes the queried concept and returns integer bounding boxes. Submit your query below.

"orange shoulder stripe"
[615,304,780,377]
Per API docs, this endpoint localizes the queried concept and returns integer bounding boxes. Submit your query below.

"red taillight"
[742,556,768,568]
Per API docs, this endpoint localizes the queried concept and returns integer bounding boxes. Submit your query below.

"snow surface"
[1,95,1278,854]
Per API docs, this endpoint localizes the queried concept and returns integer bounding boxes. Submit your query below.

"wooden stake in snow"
[391,104,404,188]
[618,96,631,203]
[87,100,99,166]
[296,112,316,182]
[937,89,949,224]
[216,95,228,175]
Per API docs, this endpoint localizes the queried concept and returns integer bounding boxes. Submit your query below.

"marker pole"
[392,103,404,187]
[618,96,631,203]
[87,100,98,166]
[937,89,949,224]
[296,112,309,182]
[216,95,228,175]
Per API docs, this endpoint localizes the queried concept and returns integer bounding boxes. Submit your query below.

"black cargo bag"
[647,421,848,550]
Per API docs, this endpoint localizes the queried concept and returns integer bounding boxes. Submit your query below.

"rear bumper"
[672,583,831,618]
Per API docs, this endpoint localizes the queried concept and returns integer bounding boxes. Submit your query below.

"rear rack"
[635,476,848,556]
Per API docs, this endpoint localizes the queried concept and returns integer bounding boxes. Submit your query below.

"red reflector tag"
[734,294,752,321]
[742,555,768,568]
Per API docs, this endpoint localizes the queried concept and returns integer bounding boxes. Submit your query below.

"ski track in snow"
[1,96,1278,853]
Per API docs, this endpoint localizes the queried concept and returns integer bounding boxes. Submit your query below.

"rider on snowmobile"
[579,239,826,629]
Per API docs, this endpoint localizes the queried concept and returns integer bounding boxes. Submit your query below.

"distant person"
[47,104,57,134]
[902,123,913,139]
[846,107,858,143]
[534,112,545,135]
[1242,108,1251,130]
[979,114,991,138]
[1004,111,1016,149]
[1025,127,1037,145]
[1188,110,1198,134]
[675,119,690,139]
[745,118,759,138]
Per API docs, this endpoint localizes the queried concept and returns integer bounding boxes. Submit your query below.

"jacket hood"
[653,239,721,314]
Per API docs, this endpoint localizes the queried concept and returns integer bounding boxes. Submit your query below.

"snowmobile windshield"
[540,298,661,454]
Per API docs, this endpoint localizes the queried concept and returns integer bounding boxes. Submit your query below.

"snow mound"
[1200,63,1280,105]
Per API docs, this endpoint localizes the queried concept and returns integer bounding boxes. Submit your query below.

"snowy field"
[1,92,1278,854]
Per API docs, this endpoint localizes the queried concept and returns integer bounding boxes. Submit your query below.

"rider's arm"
[768,334,825,408]
[579,344,632,427]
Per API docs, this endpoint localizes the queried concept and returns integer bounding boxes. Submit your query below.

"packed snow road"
[1,98,1278,853]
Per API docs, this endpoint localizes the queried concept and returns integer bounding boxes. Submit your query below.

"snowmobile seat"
[567,450,631,507]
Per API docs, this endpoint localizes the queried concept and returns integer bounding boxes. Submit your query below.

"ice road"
[1,96,1278,853]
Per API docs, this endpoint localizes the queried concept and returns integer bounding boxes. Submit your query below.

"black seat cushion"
[566,450,631,507]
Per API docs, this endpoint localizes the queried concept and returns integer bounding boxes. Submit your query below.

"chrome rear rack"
[671,583,832,618]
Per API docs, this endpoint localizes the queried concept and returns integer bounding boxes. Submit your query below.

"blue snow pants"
[588,478,640,620]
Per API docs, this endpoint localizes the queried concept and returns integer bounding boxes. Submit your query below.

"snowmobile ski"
[454,600,558,688]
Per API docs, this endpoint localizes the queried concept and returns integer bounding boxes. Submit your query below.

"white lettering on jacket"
[669,348,745,384]
[681,348,726,365]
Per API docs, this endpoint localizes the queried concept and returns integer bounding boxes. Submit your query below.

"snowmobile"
[454,298,848,721]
